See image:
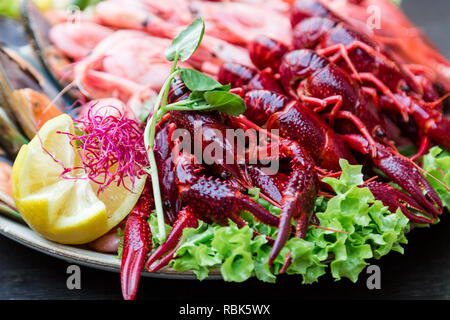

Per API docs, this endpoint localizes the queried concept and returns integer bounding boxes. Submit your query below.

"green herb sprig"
[143,18,246,241]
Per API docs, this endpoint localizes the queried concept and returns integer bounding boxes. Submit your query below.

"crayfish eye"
[221,171,231,179]
[164,200,171,210]
[375,127,386,138]
[142,17,150,28]
[402,84,411,93]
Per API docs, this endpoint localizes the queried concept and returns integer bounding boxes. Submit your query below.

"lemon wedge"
[11,114,145,244]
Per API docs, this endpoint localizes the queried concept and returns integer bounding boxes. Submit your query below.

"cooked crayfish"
[218,34,444,221]
[289,0,450,157]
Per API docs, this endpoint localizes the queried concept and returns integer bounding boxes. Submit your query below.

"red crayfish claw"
[145,207,198,272]
[232,113,320,271]
[343,134,443,219]
[365,181,435,224]
[145,151,281,272]
[264,140,318,270]
[120,182,154,300]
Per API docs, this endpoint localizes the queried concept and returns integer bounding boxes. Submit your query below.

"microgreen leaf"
[180,68,223,91]
[165,18,205,62]
[189,84,231,101]
[189,91,205,100]
[203,91,246,116]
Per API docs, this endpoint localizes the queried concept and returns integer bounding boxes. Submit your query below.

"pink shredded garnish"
[56,103,149,194]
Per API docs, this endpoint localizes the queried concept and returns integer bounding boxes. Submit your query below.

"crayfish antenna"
[145,207,198,271]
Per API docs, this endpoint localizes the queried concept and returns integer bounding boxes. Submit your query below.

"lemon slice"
[11,114,145,244]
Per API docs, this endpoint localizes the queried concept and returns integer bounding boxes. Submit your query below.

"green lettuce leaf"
[250,235,277,283]
[422,146,450,209]
[116,227,125,259]
[0,0,20,18]
[148,213,173,246]
[310,159,410,282]
[283,238,326,284]
[172,222,220,280]
[72,0,105,10]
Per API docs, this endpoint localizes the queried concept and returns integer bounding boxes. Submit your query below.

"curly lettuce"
[422,146,450,209]
[308,160,409,282]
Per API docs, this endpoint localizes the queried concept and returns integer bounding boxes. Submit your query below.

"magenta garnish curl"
[50,103,149,194]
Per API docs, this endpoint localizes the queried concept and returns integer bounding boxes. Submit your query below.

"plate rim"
[0,214,223,280]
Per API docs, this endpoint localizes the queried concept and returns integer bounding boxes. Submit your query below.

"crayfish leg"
[318,43,361,82]
[410,136,431,162]
[237,195,280,227]
[356,72,409,121]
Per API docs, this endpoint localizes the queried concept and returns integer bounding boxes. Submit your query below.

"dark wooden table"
[1,0,449,300]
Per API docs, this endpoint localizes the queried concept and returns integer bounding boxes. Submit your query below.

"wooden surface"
[1,0,450,300]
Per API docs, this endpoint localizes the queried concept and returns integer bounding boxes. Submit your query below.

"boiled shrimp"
[189,0,292,46]
[95,0,180,39]
[49,21,114,60]
[0,162,12,198]
[74,30,186,102]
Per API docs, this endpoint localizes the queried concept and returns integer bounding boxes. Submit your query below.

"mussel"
[0,107,26,158]
[0,16,29,48]
[0,46,62,156]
